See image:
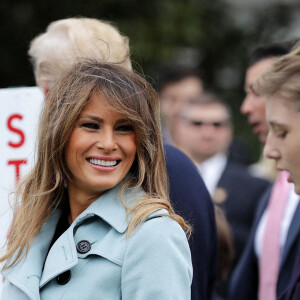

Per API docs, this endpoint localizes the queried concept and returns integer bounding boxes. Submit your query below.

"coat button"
[57,270,71,285]
[76,240,91,254]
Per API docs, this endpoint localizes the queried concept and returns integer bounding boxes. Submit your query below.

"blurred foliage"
[1,0,299,161]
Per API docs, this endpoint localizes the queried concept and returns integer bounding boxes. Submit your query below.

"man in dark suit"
[230,41,300,300]
[172,92,270,299]
[165,145,218,300]
[28,18,218,300]
[279,240,300,300]
[231,187,300,300]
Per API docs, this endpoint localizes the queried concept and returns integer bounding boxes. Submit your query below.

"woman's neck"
[67,183,103,223]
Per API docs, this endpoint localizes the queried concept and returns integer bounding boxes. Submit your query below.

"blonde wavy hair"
[254,43,300,105]
[28,17,132,90]
[1,60,190,269]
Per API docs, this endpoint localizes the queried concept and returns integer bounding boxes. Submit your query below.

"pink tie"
[259,170,290,300]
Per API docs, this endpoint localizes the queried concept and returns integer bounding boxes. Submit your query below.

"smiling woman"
[0,60,192,300]
[65,96,137,221]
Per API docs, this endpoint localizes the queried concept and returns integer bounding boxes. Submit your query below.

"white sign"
[0,86,43,294]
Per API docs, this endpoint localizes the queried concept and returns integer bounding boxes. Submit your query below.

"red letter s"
[7,114,25,148]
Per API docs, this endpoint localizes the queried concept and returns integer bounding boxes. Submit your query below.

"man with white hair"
[28,18,131,94]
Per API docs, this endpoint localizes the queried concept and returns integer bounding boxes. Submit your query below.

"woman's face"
[264,95,300,194]
[65,94,136,198]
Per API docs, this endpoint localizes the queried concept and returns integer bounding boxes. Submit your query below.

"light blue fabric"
[2,182,192,300]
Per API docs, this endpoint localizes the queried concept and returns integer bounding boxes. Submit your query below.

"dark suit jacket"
[164,145,218,300]
[229,186,300,300]
[214,162,270,298]
[279,240,300,300]
[217,163,270,265]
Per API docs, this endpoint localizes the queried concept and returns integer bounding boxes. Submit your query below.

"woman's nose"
[97,129,117,151]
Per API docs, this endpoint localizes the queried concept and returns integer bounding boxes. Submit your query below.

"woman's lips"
[86,157,121,172]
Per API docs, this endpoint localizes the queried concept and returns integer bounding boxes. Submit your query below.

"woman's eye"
[116,125,134,132]
[80,123,99,130]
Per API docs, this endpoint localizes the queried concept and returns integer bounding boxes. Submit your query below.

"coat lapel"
[2,210,61,300]
[2,179,146,298]
[280,198,300,268]
[40,182,146,287]
[253,187,271,226]
[39,223,78,288]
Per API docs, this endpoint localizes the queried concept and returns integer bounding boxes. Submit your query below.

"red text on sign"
[8,159,27,184]
[7,114,25,148]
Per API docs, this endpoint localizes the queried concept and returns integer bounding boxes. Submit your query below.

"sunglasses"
[183,118,230,128]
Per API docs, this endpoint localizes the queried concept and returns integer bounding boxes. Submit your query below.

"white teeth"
[88,158,117,167]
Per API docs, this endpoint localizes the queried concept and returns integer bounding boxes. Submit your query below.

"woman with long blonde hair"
[1,60,192,299]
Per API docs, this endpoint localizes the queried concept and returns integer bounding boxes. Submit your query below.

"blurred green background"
[1,0,300,161]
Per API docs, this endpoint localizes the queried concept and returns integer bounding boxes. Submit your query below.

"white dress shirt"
[196,153,228,196]
[255,183,300,260]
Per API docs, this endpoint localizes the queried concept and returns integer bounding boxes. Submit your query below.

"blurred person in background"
[158,65,252,166]
[28,18,132,93]
[254,42,300,300]
[172,93,270,299]
[27,17,218,300]
[230,40,300,300]
[241,41,298,180]
[158,65,204,144]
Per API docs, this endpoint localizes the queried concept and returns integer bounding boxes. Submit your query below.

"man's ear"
[41,80,49,96]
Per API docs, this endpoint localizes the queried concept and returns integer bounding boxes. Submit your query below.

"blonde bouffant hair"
[28,17,132,90]
[254,43,300,107]
[1,60,190,269]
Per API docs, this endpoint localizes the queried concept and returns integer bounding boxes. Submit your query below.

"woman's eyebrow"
[79,115,131,124]
[79,115,103,122]
[116,118,131,124]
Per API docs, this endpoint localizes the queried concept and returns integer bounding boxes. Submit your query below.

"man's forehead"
[246,57,275,82]
[161,76,202,93]
[185,103,229,118]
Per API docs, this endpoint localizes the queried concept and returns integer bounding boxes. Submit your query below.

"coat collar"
[38,182,145,288]
[2,210,62,300]
[2,180,145,299]
[78,181,146,233]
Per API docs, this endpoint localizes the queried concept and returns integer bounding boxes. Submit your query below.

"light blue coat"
[1,183,192,299]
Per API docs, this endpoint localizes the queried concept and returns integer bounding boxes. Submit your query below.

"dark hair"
[157,65,203,92]
[254,45,300,112]
[214,205,234,283]
[181,92,233,124]
[248,39,299,67]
